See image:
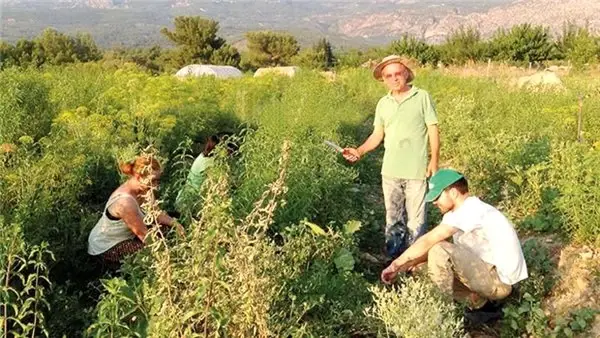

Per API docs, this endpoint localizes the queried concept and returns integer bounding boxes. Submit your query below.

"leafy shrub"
[439,26,488,65]
[556,24,600,69]
[0,220,54,338]
[501,238,556,337]
[0,69,55,144]
[366,277,464,337]
[388,34,440,65]
[488,24,557,64]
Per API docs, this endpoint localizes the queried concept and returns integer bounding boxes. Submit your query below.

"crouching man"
[381,169,528,314]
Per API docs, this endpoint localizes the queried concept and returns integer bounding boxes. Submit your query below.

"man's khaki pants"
[428,241,512,309]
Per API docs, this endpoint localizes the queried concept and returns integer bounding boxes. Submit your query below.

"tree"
[210,44,242,67]
[160,16,240,68]
[72,32,102,62]
[0,41,17,69]
[243,31,300,69]
[439,26,486,65]
[293,38,336,70]
[103,45,166,74]
[1,30,102,68]
[313,38,336,69]
[557,23,599,69]
[13,39,42,67]
[388,34,439,65]
[36,28,76,64]
[488,24,557,64]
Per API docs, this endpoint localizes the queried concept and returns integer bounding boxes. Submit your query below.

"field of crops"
[1,63,600,337]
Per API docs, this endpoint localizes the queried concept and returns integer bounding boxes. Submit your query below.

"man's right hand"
[342,148,361,163]
[381,263,399,284]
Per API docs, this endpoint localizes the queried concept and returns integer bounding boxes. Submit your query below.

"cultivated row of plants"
[1,63,599,336]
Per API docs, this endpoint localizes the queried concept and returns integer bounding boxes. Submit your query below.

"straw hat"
[372,55,414,82]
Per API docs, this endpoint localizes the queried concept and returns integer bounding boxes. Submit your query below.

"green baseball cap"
[425,169,465,202]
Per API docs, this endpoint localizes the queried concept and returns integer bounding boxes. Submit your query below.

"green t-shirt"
[175,154,214,208]
[374,86,438,180]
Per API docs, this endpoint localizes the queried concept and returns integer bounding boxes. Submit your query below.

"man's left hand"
[426,161,438,178]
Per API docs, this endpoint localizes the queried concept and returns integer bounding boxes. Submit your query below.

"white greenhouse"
[175,64,243,79]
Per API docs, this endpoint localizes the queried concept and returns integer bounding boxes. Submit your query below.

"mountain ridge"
[2,0,599,48]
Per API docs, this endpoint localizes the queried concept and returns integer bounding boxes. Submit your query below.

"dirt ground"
[543,242,600,337]
[468,235,600,338]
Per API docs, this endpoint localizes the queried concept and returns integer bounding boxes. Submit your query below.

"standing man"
[343,55,440,253]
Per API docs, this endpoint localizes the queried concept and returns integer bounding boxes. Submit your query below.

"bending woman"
[88,155,184,265]
[175,135,220,211]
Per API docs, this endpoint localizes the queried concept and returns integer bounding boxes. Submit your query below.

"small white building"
[254,66,299,78]
[175,64,243,79]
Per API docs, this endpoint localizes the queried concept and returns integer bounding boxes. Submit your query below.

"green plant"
[366,277,464,338]
[502,292,548,337]
[488,24,557,64]
[1,220,54,338]
[551,308,599,337]
[439,26,487,65]
[501,238,557,337]
[388,34,440,65]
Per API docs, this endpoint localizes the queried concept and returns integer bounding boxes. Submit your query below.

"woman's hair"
[119,155,161,177]
[202,133,239,157]
[202,135,221,157]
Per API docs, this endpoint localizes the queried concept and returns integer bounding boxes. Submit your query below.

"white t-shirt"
[441,196,528,285]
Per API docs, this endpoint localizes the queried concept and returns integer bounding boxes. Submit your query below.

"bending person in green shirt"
[175,135,220,212]
[343,55,440,258]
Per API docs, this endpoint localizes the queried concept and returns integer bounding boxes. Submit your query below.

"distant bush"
[556,23,600,69]
[487,24,557,65]
[439,26,488,65]
[388,34,440,65]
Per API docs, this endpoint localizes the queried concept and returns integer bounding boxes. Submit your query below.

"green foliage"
[488,24,557,64]
[243,31,300,69]
[269,222,373,336]
[366,277,464,337]
[0,29,102,69]
[502,292,549,337]
[557,23,600,69]
[160,16,240,69]
[36,28,102,65]
[334,47,388,69]
[388,34,440,65]
[293,38,336,70]
[103,45,166,75]
[0,42,17,69]
[2,61,600,337]
[551,308,599,338]
[0,68,55,144]
[86,147,373,337]
[439,26,487,65]
[501,239,556,337]
[1,220,54,338]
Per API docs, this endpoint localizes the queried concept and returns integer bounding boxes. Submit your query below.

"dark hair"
[447,177,469,194]
[202,133,239,157]
[202,135,220,157]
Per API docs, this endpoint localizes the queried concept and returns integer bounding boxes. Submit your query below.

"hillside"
[339,0,600,43]
[1,0,599,48]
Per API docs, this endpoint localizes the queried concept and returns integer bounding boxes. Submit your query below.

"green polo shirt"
[374,86,438,179]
